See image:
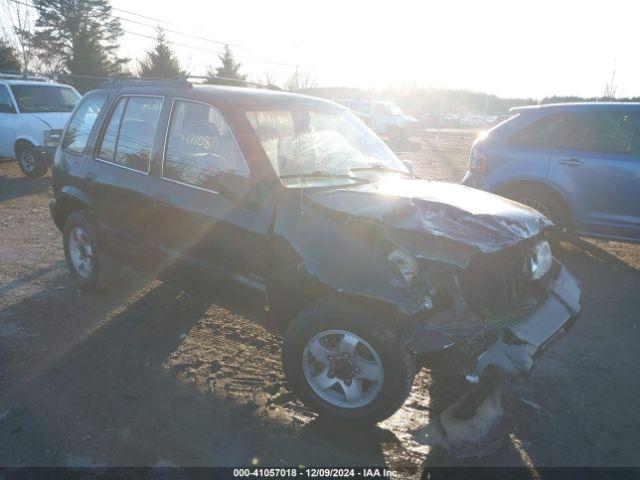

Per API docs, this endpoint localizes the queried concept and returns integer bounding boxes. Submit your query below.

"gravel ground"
[1,134,639,475]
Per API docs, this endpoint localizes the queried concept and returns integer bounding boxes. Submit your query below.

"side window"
[593,111,640,155]
[162,100,248,190]
[548,113,597,151]
[96,96,163,172]
[97,98,126,161]
[62,93,107,155]
[509,115,565,147]
[0,86,16,113]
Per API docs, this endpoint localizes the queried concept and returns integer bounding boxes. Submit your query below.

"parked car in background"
[49,79,580,424]
[0,75,81,177]
[339,99,418,138]
[463,103,640,243]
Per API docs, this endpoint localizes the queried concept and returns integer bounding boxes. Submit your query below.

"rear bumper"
[409,262,581,381]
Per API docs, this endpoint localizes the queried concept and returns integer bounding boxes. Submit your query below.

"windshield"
[245,107,409,187]
[10,85,80,113]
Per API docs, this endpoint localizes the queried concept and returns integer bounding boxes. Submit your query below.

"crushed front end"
[402,237,581,385]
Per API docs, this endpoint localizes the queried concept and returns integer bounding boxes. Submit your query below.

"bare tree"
[603,68,618,100]
[262,69,278,87]
[1,0,35,73]
[284,67,317,91]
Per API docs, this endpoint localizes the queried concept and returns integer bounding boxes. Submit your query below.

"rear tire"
[283,299,415,424]
[17,143,48,178]
[63,210,120,291]
[506,185,570,238]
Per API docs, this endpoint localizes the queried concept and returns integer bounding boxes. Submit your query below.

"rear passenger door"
[85,95,165,256]
[146,98,271,288]
[548,111,640,239]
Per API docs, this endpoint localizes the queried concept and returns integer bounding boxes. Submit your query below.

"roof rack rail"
[186,75,282,91]
[98,77,192,89]
[0,71,51,82]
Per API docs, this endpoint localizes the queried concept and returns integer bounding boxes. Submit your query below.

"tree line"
[0,0,312,92]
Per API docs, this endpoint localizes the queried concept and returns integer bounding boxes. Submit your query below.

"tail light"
[468,147,487,174]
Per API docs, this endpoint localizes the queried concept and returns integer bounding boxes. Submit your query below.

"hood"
[305,178,552,267]
[28,112,72,130]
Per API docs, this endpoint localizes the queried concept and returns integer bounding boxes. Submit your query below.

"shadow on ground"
[0,166,51,204]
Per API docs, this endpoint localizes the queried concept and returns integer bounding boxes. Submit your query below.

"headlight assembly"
[44,130,63,147]
[527,240,552,281]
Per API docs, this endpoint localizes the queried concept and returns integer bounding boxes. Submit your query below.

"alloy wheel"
[19,148,36,173]
[68,226,94,278]
[302,329,384,409]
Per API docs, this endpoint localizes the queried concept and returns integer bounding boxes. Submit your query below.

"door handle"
[153,194,170,208]
[558,158,584,168]
[85,172,97,184]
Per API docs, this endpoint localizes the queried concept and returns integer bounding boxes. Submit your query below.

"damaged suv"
[50,80,581,423]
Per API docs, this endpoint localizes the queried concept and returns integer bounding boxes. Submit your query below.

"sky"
[111,0,639,99]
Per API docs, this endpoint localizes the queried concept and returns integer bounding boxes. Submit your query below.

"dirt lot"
[1,133,639,474]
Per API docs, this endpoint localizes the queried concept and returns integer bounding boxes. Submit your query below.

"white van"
[0,76,81,177]
[339,99,418,138]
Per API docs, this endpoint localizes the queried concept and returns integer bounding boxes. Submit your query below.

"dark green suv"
[50,80,581,424]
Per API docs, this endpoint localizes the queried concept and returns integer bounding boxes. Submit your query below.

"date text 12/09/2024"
[233,468,394,478]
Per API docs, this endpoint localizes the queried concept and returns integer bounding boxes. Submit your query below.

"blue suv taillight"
[468,147,488,174]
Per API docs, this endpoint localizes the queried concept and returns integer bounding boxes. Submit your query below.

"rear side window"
[96,96,163,172]
[548,113,596,151]
[62,93,108,155]
[509,114,567,147]
[0,85,16,113]
[511,110,640,155]
[162,100,248,190]
[98,97,126,161]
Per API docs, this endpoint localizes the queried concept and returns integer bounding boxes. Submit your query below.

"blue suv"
[462,103,640,242]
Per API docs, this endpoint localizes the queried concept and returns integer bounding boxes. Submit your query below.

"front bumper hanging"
[408,262,581,380]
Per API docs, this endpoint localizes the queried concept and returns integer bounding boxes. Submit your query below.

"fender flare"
[59,186,93,209]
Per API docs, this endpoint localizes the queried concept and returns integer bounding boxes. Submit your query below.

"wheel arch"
[268,279,406,336]
[14,138,38,157]
[53,187,93,230]
[494,179,573,227]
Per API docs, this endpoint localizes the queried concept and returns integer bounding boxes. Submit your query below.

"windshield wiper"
[350,165,413,177]
[279,170,369,183]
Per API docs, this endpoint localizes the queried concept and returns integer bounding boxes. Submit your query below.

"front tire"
[63,210,120,291]
[17,143,48,178]
[283,300,415,424]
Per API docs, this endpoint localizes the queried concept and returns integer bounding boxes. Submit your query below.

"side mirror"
[403,160,414,175]
[0,103,16,114]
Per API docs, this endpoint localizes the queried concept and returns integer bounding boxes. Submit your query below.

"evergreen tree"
[206,45,246,86]
[138,28,185,78]
[0,38,21,72]
[32,0,126,91]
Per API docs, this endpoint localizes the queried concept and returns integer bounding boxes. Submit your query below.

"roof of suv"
[0,79,73,87]
[511,102,640,114]
[94,83,341,110]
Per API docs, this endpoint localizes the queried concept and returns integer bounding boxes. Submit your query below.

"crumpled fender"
[268,195,427,327]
